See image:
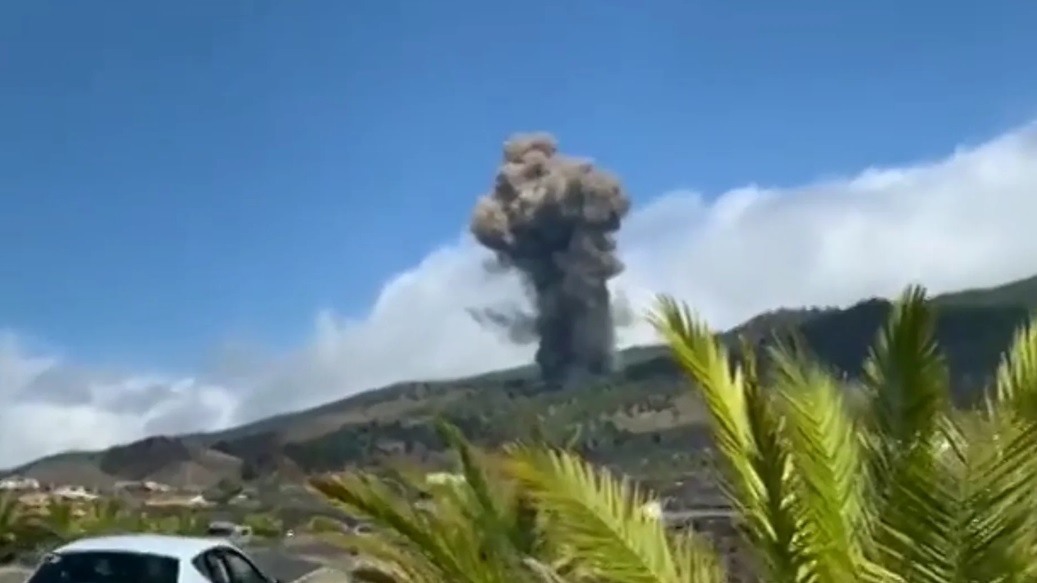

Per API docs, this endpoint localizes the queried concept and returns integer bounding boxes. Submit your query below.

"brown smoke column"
[470,132,631,384]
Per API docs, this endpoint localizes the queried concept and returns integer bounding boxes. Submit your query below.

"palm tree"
[312,285,1037,582]
[649,285,1037,582]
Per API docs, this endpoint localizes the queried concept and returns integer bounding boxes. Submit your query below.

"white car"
[24,534,283,583]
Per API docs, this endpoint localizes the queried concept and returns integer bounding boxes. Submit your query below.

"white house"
[0,476,40,491]
[53,485,98,500]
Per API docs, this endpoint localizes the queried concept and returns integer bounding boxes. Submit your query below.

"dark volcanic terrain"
[8,274,1037,491]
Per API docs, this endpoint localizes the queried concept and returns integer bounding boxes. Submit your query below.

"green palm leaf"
[649,298,805,582]
[767,345,886,582]
[506,444,725,583]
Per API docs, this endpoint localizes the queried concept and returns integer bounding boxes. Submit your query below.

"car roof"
[54,534,237,560]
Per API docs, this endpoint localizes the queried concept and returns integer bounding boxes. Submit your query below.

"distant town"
[0,475,247,509]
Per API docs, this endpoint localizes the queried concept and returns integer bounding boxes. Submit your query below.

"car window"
[218,548,269,583]
[27,551,179,583]
[193,551,232,583]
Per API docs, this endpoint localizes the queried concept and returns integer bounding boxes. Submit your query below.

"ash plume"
[469,132,631,384]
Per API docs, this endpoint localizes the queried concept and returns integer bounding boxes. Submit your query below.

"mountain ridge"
[7,273,1037,490]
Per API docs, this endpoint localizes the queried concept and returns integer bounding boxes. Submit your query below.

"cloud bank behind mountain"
[3,122,1037,468]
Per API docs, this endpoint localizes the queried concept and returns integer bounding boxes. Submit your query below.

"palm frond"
[968,312,1037,580]
[993,312,1037,419]
[649,297,805,582]
[310,472,504,583]
[506,444,726,583]
[341,532,444,583]
[434,420,520,552]
[767,344,882,582]
[666,526,730,583]
[854,286,949,576]
[351,565,409,583]
[954,412,1037,581]
[860,285,948,451]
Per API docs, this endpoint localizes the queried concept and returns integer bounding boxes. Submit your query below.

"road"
[249,547,327,582]
[0,567,28,583]
[664,508,736,520]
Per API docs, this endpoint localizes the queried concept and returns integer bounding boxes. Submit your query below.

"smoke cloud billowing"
[469,132,631,384]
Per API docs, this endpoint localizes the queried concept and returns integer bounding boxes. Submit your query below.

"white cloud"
[4,122,1037,468]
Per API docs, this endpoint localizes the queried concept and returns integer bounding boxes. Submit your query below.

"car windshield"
[27,551,179,583]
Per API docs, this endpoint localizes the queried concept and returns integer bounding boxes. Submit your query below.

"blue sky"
[3,0,1036,373]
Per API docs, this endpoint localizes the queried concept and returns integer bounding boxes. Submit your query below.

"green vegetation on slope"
[8,274,1037,493]
[933,272,1037,309]
[276,282,1033,481]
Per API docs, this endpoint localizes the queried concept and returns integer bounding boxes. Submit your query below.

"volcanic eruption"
[469,132,631,384]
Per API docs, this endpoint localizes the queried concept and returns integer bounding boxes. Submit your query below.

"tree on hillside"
[309,285,1037,583]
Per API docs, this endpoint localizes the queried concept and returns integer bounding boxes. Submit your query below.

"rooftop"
[55,534,233,559]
